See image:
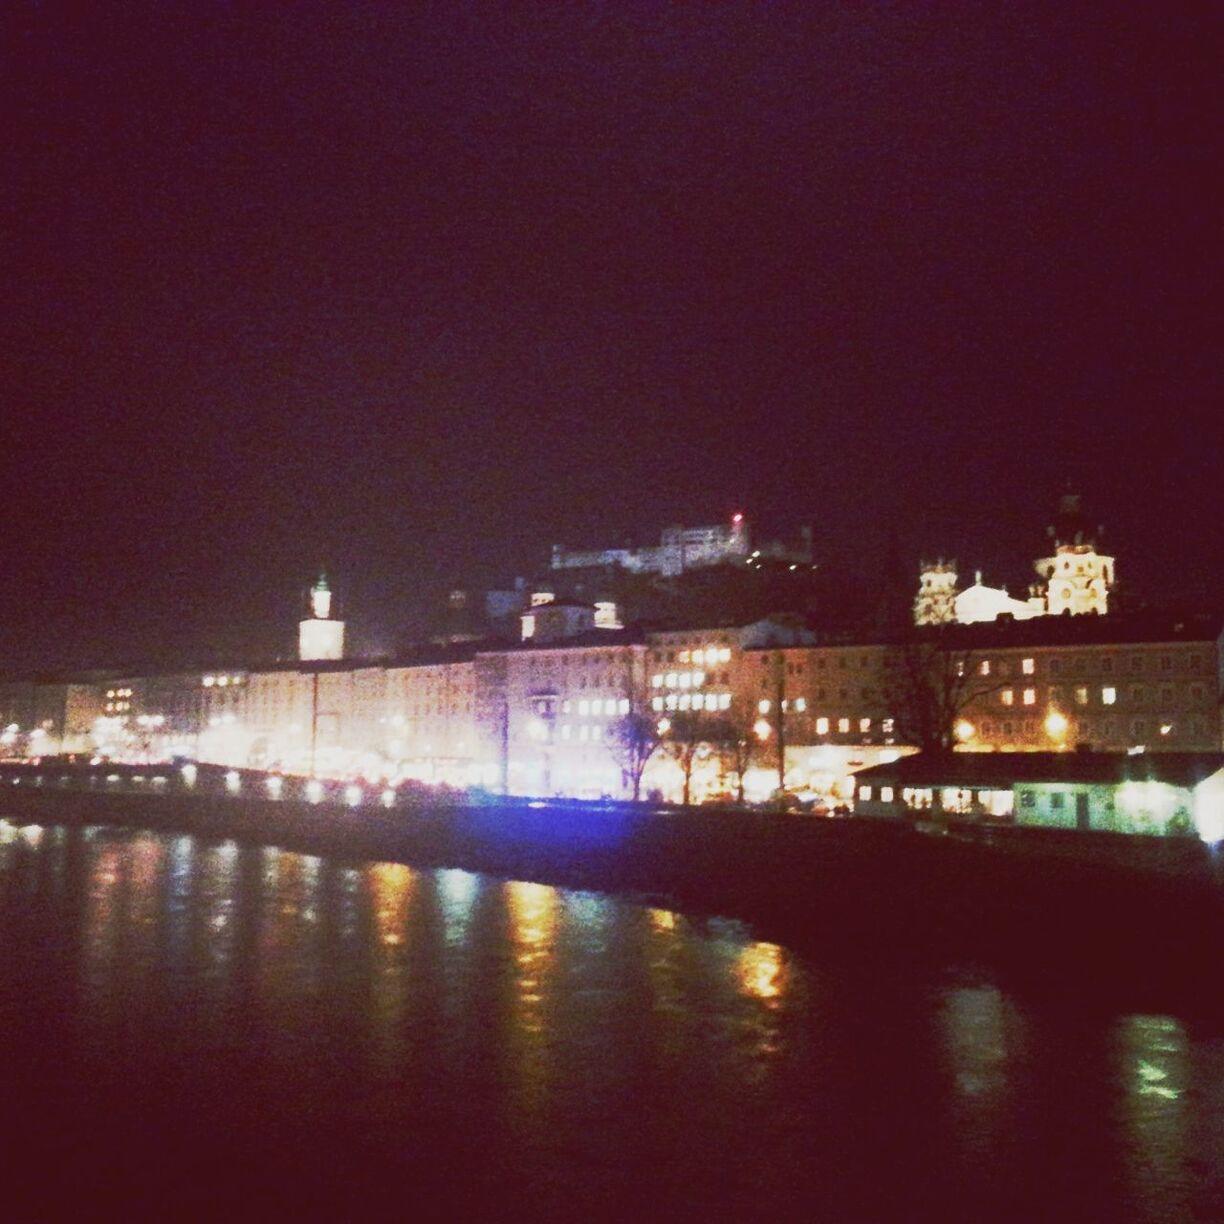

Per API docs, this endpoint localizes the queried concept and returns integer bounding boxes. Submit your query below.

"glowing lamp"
[754,719,772,740]
[1044,711,1069,737]
[955,720,975,742]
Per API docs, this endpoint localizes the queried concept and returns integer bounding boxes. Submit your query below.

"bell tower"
[1035,492,1114,615]
[914,560,958,626]
[299,574,346,660]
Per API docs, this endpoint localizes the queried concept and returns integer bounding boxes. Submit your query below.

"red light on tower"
[732,513,743,524]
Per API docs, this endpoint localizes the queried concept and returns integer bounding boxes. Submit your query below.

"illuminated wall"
[298,617,345,661]
[1015,780,1199,835]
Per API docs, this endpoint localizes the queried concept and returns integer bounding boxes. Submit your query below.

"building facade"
[1,604,1220,806]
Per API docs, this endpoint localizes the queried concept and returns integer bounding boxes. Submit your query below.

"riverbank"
[3,782,1223,1020]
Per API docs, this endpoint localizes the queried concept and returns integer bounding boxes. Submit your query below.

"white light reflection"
[1116,1014,1190,1223]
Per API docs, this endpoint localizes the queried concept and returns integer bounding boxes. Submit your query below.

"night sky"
[4,3,1219,670]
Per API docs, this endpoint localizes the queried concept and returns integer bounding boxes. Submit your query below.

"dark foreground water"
[2,818,1222,1222]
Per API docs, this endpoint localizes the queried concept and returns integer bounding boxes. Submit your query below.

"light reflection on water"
[1,818,1223,1219]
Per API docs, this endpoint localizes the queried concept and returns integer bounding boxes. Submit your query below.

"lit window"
[1022,658,1035,675]
[579,700,590,716]
[719,647,731,663]
[579,725,589,742]
[651,696,664,712]
[665,694,677,710]
[1075,687,1089,706]
[693,671,705,687]
[1022,689,1036,706]
[691,649,704,665]
[859,786,873,801]
[619,698,629,714]
[719,693,731,710]
[217,676,229,687]
[859,718,871,733]
[759,699,771,714]
[679,673,692,689]
[560,725,572,740]
[679,693,691,711]
[816,718,829,735]
[652,674,663,688]
[881,787,894,803]
[666,673,678,688]
[882,718,895,734]
[838,718,850,733]
[691,694,704,710]
[795,697,807,712]
[592,724,603,741]
[979,660,991,676]
[1001,689,1014,706]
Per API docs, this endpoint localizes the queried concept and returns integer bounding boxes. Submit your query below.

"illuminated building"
[954,572,1045,624]
[519,599,597,643]
[852,750,1224,839]
[1034,491,1115,616]
[550,514,812,577]
[299,574,345,661]
[914,491,1115,627]
[0,569,1218,808]
[914,561,958,626]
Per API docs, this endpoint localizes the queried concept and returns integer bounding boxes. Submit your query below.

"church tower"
[914,560,958,626]
[299,574,346,660]
[1034,492,1115,616]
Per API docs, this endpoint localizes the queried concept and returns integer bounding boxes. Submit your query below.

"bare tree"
[882,628,1004,751]
[607,709,661,801]
[708,710,757,805]
[746,650,789,804]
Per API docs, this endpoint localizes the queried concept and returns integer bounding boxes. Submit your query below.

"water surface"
[1,817,1221,1221]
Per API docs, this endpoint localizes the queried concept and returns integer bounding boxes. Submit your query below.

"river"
[1,817,1221,1221]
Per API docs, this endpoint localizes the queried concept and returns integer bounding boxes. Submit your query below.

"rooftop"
[854,750,1224,790]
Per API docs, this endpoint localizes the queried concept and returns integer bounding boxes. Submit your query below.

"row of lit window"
[202,674,244,687]
[857,786,895,803]
[650,693,733,712]
[1000,686,1119,707]
[105,701,131,714]
[652,671,707,689]
[676,646,732,665]
[560,724,606,742]
[972,716,1210,740]
[814,717,895,735]
[757,698,808,713]
[574,698,628,717]
[106,688,133,699]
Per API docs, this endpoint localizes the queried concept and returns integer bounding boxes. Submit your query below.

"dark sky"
[3,3,1219,669]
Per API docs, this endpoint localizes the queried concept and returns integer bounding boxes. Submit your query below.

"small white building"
[852,750,1224,839]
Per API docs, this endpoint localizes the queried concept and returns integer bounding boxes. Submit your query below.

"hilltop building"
[551,514,812,577]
